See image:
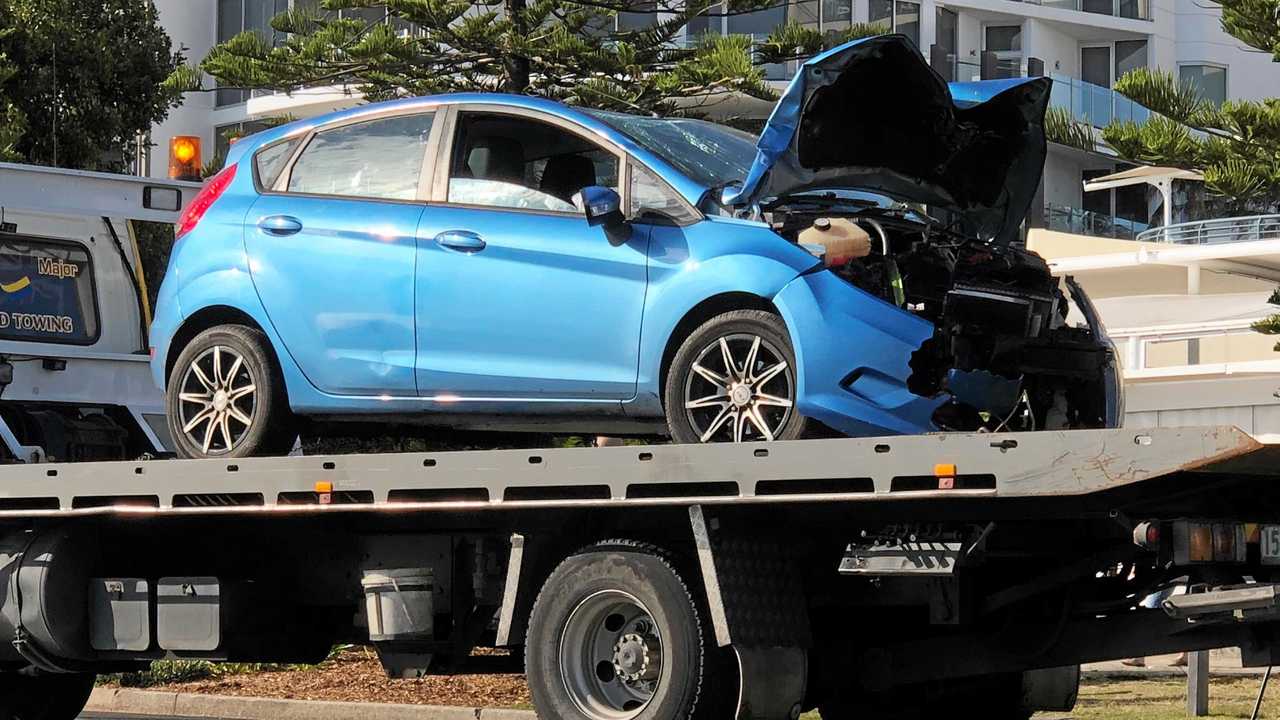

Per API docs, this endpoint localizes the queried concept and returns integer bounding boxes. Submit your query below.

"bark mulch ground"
[107,647,532,709]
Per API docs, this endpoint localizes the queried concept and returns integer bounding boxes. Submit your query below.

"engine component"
[798,217,872,266]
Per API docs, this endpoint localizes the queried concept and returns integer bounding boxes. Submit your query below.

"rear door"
[246,111,440,397]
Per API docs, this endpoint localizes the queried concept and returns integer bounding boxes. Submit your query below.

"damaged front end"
[774,204,1122,432]
[740,34,1122,433]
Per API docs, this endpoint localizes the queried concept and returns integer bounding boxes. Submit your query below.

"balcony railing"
[1045,203,1149,240]
[1022,0,1152,20]
[1049,74,1152,129]
[1136,214,1280,244]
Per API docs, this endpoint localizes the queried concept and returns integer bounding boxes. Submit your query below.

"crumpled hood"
[724,34,1052,245]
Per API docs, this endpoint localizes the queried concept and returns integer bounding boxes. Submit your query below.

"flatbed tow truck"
[4,425,1280,720]
[4,163,1280,720]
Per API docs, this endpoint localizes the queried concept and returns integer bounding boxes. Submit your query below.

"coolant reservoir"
[798,217,872,266]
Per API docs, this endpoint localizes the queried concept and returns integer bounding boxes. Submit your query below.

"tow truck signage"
[0,237,96,344]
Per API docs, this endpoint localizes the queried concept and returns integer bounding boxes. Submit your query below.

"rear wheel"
[166,324,295,458]
[0,672,96,720]
[525,541,732,720]
[665,310,807,443]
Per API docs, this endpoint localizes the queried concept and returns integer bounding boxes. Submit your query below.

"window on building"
[1114,40,1148,82]
[895,1,920,48]
[1082,0,1112,15]
[984,25,1021,79]
[985,25,1021,53]
[215,120,272,161]
[789,0,820,33]
[686,2,721,38]
[1180,64,1228,107]
[617,0,658,31]
[869,0,893,30]
[819,0,850,33]
[1081,46,1111,87]
[935,7,958,81]
[216,0,288,107]
[288,113,435,201]
[866,0,918,48]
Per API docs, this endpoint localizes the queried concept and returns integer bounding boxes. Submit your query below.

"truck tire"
[665,310,807,444]
[0,672,96,720]
[525,540,730,720]
[166,324,296,458]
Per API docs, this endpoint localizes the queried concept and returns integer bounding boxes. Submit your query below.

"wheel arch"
[164,305,277,390]
[657,292,782,412]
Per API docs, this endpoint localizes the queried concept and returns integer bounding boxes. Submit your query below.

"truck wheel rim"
[177,345,257,455]
[559,590,664,719]
[684,332,794,442]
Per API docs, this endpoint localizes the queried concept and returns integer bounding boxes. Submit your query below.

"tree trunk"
[504,0,531,92]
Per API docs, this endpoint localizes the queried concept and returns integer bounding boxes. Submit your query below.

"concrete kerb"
[85,688,537,720]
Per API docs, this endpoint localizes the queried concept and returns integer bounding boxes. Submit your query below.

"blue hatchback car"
[151,35,1122,458]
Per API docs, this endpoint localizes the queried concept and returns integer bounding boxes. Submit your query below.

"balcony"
[1136,214,1280,245]
[1022,0,1152,20]
[1048,74,1152,129]
[1045,203,1150,240]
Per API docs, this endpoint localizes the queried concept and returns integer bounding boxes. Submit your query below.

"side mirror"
[577,186,625,229]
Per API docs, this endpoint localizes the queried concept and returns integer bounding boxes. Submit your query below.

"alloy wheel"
[559,590,665,720]
[683,332,795,442]
[177,345,257,455]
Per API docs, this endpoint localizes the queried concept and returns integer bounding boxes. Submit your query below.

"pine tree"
[169,0,887,116]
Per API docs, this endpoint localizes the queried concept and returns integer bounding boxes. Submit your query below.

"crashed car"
[150,33,1121,458]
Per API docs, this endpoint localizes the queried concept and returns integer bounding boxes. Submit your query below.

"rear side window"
[254,137,301,189]
[0,237,98,345]
[287,113,435,201]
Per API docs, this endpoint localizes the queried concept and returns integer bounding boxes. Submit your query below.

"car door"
[246,111,440,397]
[413,106,649,402]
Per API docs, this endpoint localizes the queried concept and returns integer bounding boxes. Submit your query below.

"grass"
[1062,677,1280,720]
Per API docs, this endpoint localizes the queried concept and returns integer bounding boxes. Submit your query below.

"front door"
[246,111,437,397]
[414,108,649,402]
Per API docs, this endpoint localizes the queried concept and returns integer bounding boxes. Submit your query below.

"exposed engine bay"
[774,202,1118,432]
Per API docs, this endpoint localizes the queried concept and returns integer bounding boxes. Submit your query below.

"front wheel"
[166,324,296,459]
[0,672,96,720]
[664,310,807,443]
[525,541,732,720]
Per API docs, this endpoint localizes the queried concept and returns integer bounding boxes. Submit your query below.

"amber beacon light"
[168,136,202,182]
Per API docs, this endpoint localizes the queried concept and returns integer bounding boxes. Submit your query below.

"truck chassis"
[4,426,1280,720]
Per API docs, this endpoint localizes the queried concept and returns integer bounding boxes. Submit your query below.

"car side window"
[629,162,698,224]
[287,113,435,201]
[446,112,619,213]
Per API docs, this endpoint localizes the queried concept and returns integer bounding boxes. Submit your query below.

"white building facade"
[149,0,1280,235]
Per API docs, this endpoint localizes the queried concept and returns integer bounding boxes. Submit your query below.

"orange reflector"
[1247,523,1261,544]
[1188,524,1214,563]
[934,463,956,490]
[315,481,333,493]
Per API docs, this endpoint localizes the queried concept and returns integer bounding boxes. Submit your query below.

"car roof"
[228,93,712,206]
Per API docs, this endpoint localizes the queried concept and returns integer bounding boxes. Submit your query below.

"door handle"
[434,230,486,253]
[259,215,303,236]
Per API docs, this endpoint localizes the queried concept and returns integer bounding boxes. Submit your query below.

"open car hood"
[724,34,1052,245]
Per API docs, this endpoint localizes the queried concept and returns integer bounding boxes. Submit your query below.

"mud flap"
[689,505,809,720]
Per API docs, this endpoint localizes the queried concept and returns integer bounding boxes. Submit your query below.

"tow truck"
[5,163,1280,720]
[0,161,200,462]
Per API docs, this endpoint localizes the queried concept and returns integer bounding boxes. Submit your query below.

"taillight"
[175,164,237,240]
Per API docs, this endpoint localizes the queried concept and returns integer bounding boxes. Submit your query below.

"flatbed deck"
[0,426,1264,517]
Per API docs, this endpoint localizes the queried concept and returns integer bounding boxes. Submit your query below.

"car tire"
[166,324,296,459]
[525,540,733,720]
[0,672,96,720]
[665,309,807,443]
